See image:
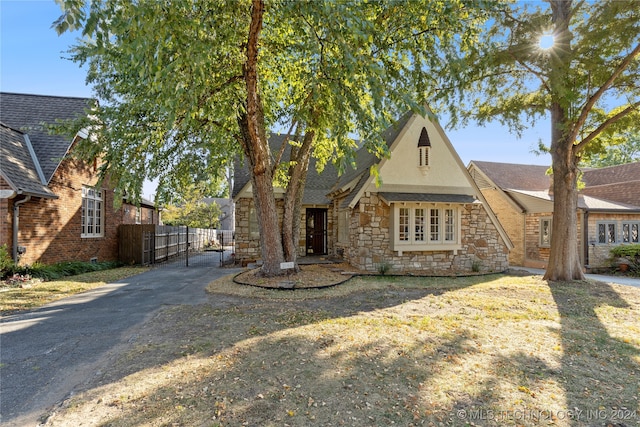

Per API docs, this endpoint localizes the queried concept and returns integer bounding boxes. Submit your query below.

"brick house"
[1,92,159,265]
[233,110,512,274]
[468,160,640,269]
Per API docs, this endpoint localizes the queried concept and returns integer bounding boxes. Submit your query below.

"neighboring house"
[122,197,159,225]
[233,111,512,274]
[468,160,640,269]
[0,92,160,265]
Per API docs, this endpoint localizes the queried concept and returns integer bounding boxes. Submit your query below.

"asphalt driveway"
[0,260,241,427]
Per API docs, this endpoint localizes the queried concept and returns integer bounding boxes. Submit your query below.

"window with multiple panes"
[399,208,410,241]
[597,222,617,244]
[622,222,640,243]
[393,204,459,250]
[540,217,552,247]
[135,207,142,224]
[81,186,103,238]
[597,221,640,244]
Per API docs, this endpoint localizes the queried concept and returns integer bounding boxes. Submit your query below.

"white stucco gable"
[369,112,474,194]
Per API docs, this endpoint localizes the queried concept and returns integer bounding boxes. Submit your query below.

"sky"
[1,0,553,198]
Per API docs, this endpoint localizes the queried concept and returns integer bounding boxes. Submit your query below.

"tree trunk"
[544,126,585,281]
[543,0,585,281]
[281,131,315,265]
[238,0,285,276]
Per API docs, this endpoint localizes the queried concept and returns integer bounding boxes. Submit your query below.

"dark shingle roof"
[471,161,551,191]
[232,133,339,205]
[0,123,55,198]
[0,92,92,183]
[335,110,413,190]
[233,111,415,206]
[471,160,640,210]
[580,162,640,207]
[582,161,640,187]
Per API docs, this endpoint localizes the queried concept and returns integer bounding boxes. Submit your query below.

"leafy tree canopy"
[55,0,492,201]
[435,0,639,281]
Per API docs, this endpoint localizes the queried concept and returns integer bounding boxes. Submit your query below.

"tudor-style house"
[1,92,159,265]
[234,110,512,274]
[468,160,640,269]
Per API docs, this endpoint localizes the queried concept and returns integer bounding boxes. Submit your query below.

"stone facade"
[337,194,509,274]
[234,197,336,264]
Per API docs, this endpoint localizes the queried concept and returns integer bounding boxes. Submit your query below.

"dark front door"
[306,208,327,255]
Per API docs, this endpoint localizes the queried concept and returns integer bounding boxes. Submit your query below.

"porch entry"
[306,208,327,255]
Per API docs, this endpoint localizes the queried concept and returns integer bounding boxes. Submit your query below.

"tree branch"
[574,100,640,152]
[570,42,640,143]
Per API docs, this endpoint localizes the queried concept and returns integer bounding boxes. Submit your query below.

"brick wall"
[587,212,640,268]
[338,193,509,274]
[0,177,12,252]
[121,204,159,225]
[12,157,122,265]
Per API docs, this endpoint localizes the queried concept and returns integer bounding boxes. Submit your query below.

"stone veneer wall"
[341,194,509,274]
[235,197,332,262]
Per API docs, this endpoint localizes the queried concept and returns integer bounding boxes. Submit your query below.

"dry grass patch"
[44,273,640,427]
[0,266,149,314]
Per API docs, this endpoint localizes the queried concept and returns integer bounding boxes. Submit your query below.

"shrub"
[0,244,15,279]
[377,261,393,275]
[20,260,122,281]
[610,244,640,259]
[610,244,640,275]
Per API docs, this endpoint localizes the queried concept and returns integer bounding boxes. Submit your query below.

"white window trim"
[539,217,552,248]
[81,186,104,238]
[391,203,461,254]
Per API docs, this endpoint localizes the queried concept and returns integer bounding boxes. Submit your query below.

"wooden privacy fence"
[119,225,222,265]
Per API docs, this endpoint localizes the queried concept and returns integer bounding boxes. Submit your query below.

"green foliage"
[376,261,393,276]
[14,261,123,282]
[162,200,222,229]
[54,0,496,203]
[436,0,639,280]
[0,245,14,279]
[439,1,639,149]
[610,244,640,259]
[610,244,640,276]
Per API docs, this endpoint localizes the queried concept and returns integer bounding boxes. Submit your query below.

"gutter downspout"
[583,210,589,270]
[12,195,31,263]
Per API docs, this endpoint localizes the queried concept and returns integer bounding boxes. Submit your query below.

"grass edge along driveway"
[39,272,640,427]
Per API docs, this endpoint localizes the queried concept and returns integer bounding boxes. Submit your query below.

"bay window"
[391,203,461,253]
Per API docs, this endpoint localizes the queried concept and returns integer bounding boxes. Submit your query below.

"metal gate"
[120,225,234,267]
